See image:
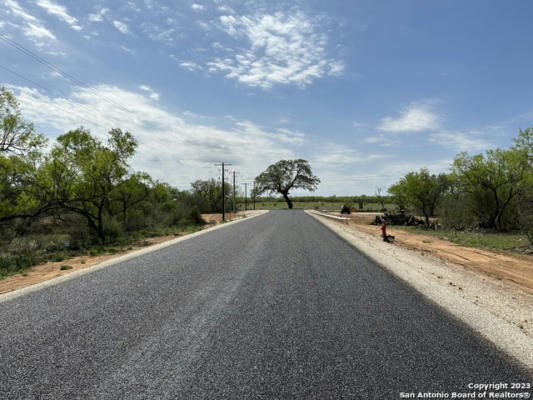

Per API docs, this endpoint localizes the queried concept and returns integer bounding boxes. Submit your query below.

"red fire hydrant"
[381,223,395,243]
[381,223,387,238]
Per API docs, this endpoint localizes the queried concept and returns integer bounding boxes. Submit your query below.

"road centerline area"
[0,210,530,399]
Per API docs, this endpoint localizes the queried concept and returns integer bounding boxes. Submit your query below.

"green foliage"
[513,128,533,243]
[189,178,234,213]
[53,252,67,262]
[254,159,320,209]
[355,194,368,210]
[438,193,476,229]
[0,252,38,276]
[389,127,532,236]
[0,90,207,277]
[451,145,530,231]
[388,169,449,226]
[40,127,137,242]
[1,87,46,155]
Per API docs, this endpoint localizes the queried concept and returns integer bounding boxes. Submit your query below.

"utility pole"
[244,183,248,211]
[232,171,236,214]
[214,162,232,221]
[253,182,256,210]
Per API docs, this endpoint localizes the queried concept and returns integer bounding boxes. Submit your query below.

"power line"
[0,61,168,155]
[0,37,234,173]
[0,63,110,132]
[0,33,144,119]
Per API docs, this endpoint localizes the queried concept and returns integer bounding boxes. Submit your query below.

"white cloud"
[197,21,210,31]
[363,134,388,144]
[126,2,141,13]
[138,85,159,101]
[309,159,453,196]
[4,0,56,41]
[121,45,135,55]
[88,8,108,23]
[178,61,202,72]
[208,12,344,88]
[4,0,38,22]
[9,84,298,189]
[378,106,439,132]
[313,143,384,165]
[36,0,81,31]
[235,121,305,145]
[191,4,205,11]
[217,5,234,13]
[276,128,305,144]
[113,20,130,34]
[328,60,344,76]
[429,131,493,152]
[141,23,176,44]
[24,22,56,40]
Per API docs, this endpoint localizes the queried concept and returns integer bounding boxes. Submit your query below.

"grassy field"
[248,201,397,212]
[393,226,532,255]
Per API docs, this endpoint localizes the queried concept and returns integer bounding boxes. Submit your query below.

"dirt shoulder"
[307,210,533,370]
[0,210,265,296]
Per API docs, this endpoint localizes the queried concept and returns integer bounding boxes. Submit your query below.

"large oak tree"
[254,159,320,209]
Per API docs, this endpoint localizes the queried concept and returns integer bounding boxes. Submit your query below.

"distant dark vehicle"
[340,205,351,214]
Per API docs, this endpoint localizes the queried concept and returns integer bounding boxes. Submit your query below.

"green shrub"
[0,254,16,275]
[188,207,205,225]
[53,252,67,262]
[124,209,147,232]
[60,265,73,270]
[66,225,92,250]
[8,237,39,254]
[37,234,71,252]
[102,217,123,243]
[439,195,477,230]
[0,253,39,276]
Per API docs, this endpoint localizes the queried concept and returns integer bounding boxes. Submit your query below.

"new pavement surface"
[0,210,530,399]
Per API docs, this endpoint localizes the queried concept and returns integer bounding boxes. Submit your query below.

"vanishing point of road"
[0,210,530,399]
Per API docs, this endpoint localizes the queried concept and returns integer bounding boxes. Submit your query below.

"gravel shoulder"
[307,210,533,370]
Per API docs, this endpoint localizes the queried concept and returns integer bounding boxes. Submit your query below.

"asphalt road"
[0,210,530,399]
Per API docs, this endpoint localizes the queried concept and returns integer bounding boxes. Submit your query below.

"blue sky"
[1,0,532,195]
